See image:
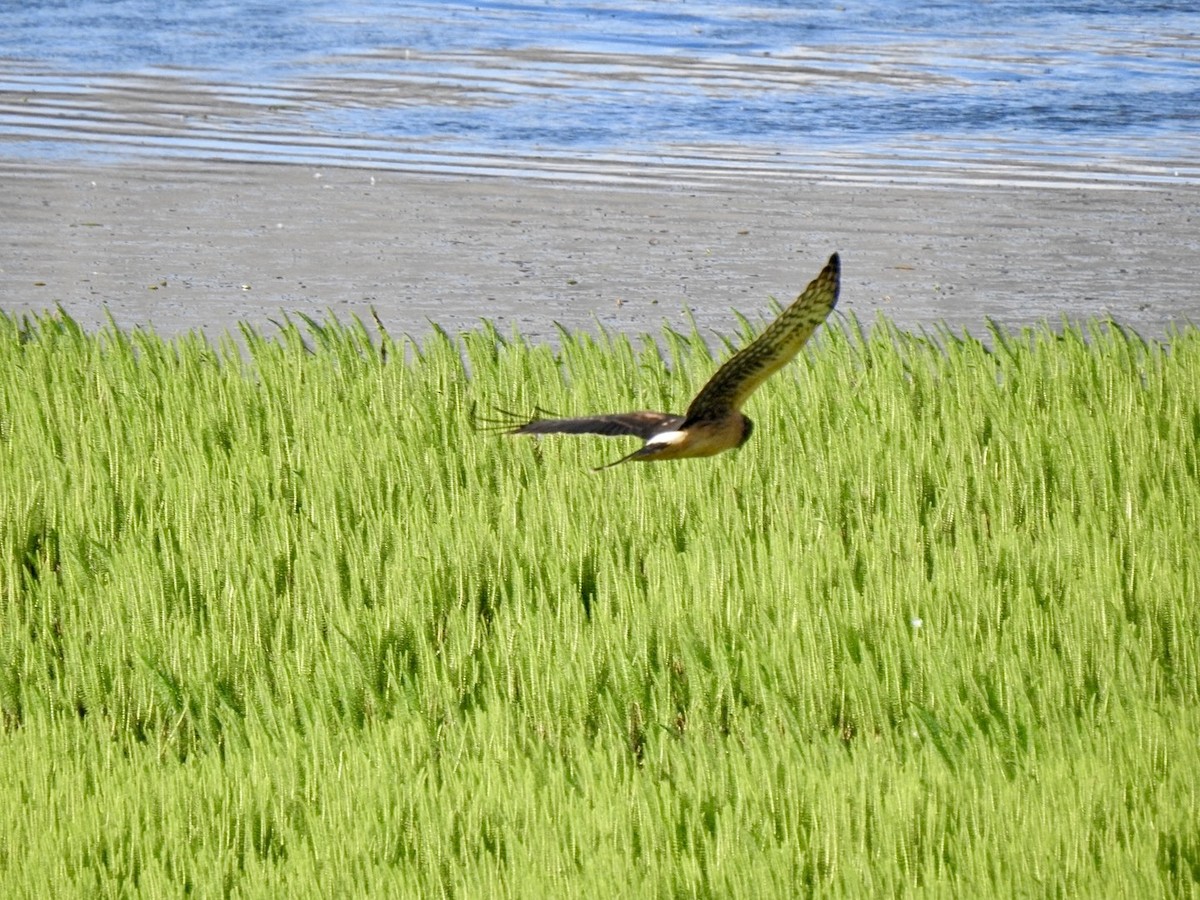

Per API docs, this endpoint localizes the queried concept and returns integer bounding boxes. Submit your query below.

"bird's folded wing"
[506,410,683,439]
[683,252,840,423]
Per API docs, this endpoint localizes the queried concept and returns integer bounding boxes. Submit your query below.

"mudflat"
[2,159,1196,343]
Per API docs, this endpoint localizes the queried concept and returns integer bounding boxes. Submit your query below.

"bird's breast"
[643,416,746,460]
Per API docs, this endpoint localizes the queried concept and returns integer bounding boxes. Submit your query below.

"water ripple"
[1,1,1198,185]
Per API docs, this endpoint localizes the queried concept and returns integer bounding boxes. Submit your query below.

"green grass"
[1,308,1198,898]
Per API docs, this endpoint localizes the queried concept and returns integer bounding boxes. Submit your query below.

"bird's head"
[738,415,754,448]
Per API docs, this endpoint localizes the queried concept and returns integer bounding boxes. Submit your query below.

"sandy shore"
[2,159,1196,344]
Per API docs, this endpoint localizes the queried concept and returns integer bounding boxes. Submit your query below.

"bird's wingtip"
[592,447,643,471]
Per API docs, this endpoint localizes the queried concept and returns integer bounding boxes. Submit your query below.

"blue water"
[1,0,1198,183]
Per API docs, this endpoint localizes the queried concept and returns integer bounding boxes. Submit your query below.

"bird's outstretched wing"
[683,252,840,423]
[494,409,683,440]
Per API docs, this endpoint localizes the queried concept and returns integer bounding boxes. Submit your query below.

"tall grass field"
[1,306,1198,897]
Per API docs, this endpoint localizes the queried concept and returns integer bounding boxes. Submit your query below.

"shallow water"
[2,0,1198,186]
[2,2,1198,342]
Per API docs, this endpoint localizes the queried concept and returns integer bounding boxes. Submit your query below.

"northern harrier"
[497,252,840,470]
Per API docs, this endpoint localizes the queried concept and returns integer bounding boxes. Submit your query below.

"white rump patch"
[645,430,687,447]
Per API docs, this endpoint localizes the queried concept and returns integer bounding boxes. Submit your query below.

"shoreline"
[2,158,1197,344]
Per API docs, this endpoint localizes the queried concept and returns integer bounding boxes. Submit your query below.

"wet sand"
[2,158,1197,344]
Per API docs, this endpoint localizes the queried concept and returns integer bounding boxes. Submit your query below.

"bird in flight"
[496,252,840,470]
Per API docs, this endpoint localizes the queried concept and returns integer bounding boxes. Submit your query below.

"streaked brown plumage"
[499,252,840,470]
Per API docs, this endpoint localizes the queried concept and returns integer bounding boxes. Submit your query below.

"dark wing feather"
[683,252,840,423]
[504,410,683,440]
